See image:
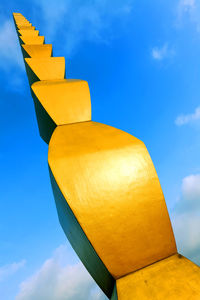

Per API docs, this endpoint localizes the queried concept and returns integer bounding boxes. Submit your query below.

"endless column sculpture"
[13,13,200,300]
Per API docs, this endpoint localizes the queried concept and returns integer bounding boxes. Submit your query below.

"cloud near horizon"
[0,259,26,282]
[182,174,200,201]
[16,245,107,300]
[172,173,200,265]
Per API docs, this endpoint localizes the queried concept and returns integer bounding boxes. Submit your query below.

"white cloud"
[177,0,196,20]
[151,44,174,60]
[172,212,200,260]
[180,0,195,10]
[172,173,200,265]
[16,245,107,300]
[35,0,133,55]
[177,0,200,31]
[0,19,24,70]
[0,260,26,282]
[175,106,200,126]
[182,174,200,201]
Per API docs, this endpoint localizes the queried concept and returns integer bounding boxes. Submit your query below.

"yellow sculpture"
[13,12,200,299]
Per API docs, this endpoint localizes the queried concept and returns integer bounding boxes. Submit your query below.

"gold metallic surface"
[48,121,176,279]
[15,18,27,22]
[15,16,28,21]
[17,26,35,30]
[17,24,33,29]
[22,44,52,58]
[25,57,65,80]
[117,254,200,299]
[18,29,39,36]
[19,35,44,45]
[31,79,91,125]
[16,21,31,26]
[15,20,29,24]
[16,22,32,27]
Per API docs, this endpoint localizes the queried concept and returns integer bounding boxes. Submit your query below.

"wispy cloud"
[0,19,24,71]
[177,0,200,31]
[173,212,200,262]
[36,0,133,55]
[177,0,196,21]
[151,43,174,61]
[16,245,107,300]
[172,173,200,265]
[175,106,200,126]
[179,0,196,11]
[0,260,26,282]
[182,174,200,201]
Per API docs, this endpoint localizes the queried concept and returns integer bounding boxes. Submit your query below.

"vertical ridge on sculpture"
[13,12,200,300]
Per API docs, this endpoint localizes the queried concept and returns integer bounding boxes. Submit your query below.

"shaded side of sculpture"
[13,12,200,300]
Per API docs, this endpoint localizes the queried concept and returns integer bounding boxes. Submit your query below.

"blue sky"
[0,0,200,299]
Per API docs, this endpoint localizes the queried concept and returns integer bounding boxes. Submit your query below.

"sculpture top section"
[13,12,91,144]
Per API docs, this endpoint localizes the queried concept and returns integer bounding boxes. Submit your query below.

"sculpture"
[13,12,200,299]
